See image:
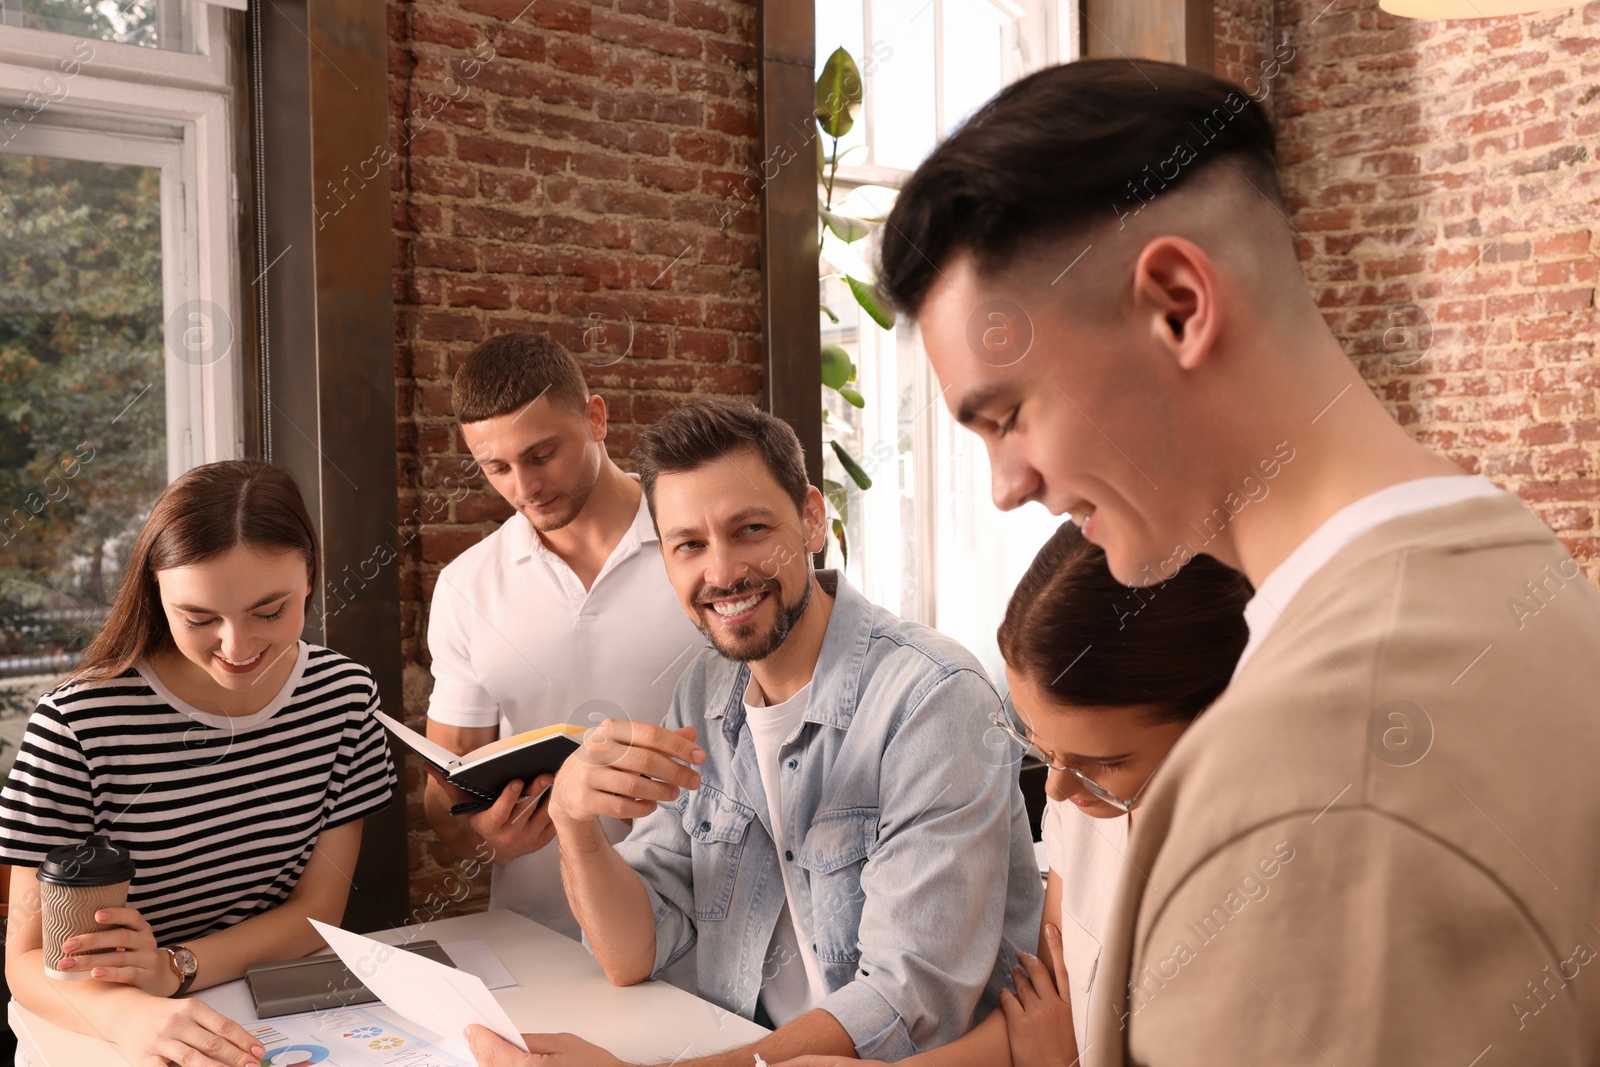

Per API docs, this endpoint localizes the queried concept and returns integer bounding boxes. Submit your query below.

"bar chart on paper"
[248,1006,471,1067]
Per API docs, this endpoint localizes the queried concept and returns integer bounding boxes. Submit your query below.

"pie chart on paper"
[259,1046,330,1066]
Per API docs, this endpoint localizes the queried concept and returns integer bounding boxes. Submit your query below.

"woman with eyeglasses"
[779,521,1249,1067]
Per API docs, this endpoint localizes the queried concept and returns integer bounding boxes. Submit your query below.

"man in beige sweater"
[876,58,1600,1065]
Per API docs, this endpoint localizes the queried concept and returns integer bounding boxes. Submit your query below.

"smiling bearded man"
[463,396,1043,1067]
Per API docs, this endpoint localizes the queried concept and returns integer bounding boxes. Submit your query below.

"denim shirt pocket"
[795,806,878,964]
[679,784,757,922]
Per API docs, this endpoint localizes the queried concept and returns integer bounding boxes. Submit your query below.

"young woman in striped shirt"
[1,460,395,1067]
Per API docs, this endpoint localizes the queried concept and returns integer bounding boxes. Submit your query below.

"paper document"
[310,920,529,1056]
[248,1005,470,1066]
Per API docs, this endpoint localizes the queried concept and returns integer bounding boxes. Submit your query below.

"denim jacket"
[610,571,1043,1058]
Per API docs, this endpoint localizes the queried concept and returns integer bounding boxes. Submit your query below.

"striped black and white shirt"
[0,642,395,945]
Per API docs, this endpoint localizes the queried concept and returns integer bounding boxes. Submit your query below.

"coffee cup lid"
[38,835,135,887]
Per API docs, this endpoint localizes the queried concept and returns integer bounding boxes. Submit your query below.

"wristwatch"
[162,946,198,997]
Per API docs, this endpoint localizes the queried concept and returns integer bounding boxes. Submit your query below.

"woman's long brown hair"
[65,460,319,685]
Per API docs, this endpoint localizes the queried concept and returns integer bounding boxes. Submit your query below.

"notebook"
[374,710,585,813]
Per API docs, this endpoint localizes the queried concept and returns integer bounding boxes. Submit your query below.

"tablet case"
[246,940,455,1017]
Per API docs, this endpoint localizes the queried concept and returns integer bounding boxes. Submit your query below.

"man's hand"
[548,720,704,832]
[465,775,558,866]
[465,1025,624,1066]
[1000,926,1078,1067]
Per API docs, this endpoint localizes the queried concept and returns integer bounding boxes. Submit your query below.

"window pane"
[3,0,190,51]
[0,153,166,703]
[868,1,936,171]
[934,400,1063,685]
[941,0,1004,136]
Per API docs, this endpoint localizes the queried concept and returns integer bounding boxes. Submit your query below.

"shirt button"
[785,758,798,770]
[700,821,712,833]
[784,850,794,862]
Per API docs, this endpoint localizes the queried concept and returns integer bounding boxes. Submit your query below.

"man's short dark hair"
[451,333,589,423]
[878,58,1282,317]
[633,398,810,524]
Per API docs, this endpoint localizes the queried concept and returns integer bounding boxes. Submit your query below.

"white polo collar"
[501,474,658,567]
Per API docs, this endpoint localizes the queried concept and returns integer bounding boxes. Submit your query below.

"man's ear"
[585,394,608,442]
[802,485,828,555]
[1130,236,1222,372]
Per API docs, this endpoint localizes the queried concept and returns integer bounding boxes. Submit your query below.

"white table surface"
[10,908,768,1065]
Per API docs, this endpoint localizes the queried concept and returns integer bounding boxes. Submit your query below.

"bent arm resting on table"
[549,718,712,985]
[4,818,363,1067]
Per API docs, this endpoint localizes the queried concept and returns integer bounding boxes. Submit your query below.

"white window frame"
[0,3,242,479]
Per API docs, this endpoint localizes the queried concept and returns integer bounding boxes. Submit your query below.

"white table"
[10,909,768,1065]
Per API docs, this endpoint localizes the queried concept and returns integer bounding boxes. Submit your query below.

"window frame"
[817,0,1069,640]
[0,4,244,476]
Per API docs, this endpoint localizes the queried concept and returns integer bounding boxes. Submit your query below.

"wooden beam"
[251,0,408,933]
[757,0,824,490]
[1081,0,1215,70]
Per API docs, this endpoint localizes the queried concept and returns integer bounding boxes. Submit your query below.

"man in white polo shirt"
[422,333,705,940]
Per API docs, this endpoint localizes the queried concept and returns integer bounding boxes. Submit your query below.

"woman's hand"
[1000,925,1079,1067]
[58,906,174,995]
[771,1059,891,1067]
[107,995,266,1067]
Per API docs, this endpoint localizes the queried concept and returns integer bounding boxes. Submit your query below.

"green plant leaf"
[839,385,865,408]
[830,439,873,490]
[846,275,896,330]
[815,48,863,139]
[823,479,849,524]
[831,517,849,567]
[821,209,872,244]
[820,303,839,324]
[835,143,869,167]
[820,343,855,391]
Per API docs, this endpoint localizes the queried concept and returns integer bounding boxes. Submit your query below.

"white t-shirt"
[1234,475,1502,679]
[1041,798,1130,1056]
[425,479,706,937]
[743,677,830,1027]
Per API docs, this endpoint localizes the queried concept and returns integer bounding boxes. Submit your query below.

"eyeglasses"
[988,697,1158,814]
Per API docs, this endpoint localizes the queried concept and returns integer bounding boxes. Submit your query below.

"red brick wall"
[1214,0,1275,89]
[387,0,762,915]
[1229,0,1598,585]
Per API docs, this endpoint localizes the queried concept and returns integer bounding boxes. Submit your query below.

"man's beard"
[694,569,814,663]
[522,458,599,533]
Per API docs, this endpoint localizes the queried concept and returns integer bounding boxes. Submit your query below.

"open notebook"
[375,710,585,810]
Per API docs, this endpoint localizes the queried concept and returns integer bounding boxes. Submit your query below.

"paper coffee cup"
[38,835,135,981]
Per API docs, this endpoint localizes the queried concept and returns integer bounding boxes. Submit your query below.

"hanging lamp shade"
[1380,0,1573,16]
